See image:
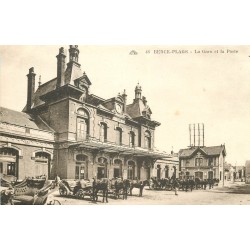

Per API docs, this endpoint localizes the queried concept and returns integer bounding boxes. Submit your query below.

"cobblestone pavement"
[49,181,250,205]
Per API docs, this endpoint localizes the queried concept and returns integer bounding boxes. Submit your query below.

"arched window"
[116,127,123,145]
[129,131,135,147]
[145,130,151,149]
[77,109,89,141]
[34,152,51,178]
[0,148,18,177]
[100,122,108,142]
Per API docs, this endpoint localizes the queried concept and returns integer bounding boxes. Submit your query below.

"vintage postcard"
[0,45,249,205]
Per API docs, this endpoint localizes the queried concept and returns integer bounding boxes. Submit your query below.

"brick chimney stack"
[56,47,66,88]
[122,89,127,113]
[26,67,36,111]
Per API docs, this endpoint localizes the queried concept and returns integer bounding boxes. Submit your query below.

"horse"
[129,179,149,197]
[92,178,109,203]
[110,178,124,199]
[194,178,202,189]
[207,178,214,189]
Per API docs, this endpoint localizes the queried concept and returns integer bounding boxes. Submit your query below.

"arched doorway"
[195,171,203,180]
[97,157,108,179]
[114,159,122,178]
[75,154,88,180]
[208,171,213,179]
[127,160,135,180]
[0,147,19,178]
[34,152,51,178]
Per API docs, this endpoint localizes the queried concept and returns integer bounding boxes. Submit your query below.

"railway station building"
[0,45,173,181]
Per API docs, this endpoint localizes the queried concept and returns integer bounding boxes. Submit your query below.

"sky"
[0,45,249,165]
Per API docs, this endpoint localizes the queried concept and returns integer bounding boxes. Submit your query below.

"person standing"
[171,173,178,196]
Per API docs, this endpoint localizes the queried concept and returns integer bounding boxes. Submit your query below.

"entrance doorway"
[114,168,120,178]
[0,148,19,178]
[208,171,213,179]
[35,152,50,178]
[75,154,88,180]
[114,159,122,178]
[195,171,203,180]
[127,161,135,180]
[97,167,106,179]
[7,162,16,176]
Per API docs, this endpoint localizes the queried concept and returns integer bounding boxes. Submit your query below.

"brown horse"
[129,179,149,197]
[92,178,109,203]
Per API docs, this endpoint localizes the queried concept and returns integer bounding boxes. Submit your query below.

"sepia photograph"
[0,45,249,205]
[1,1,250,250]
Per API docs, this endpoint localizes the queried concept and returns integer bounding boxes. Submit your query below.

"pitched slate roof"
[22,78,57,111]
[126,99,147,118]
[65,62,83,85]
[0,106,53,131]
[179,145,226,158]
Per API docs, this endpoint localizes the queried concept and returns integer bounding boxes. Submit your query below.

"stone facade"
[0,45,172,181]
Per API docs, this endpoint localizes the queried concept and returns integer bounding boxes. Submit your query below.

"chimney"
[26,67,36,111]
[56,47,66,88]
[122,89,127,113]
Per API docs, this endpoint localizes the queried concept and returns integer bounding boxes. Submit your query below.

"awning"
[69,137,170,159]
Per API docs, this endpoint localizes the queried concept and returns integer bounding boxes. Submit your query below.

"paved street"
[49,181,250,205]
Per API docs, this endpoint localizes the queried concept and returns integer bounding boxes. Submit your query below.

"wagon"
[59,179,93,199]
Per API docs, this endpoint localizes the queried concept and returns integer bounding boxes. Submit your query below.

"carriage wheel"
[76,189,84,199]
[59,188,68,196]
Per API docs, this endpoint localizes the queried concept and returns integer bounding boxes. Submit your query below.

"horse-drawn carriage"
[59,179,93,199]
[149,177,175,191]
[58,177,148,203]
[0,174,59,205]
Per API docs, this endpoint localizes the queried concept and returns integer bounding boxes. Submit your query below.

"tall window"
[145,130,151,149]
[100,122,107,142]
[116,127,122,145]
[208,158,214,166]
[165,166,169,178]
[129,131,135,147]
[97,157,108,179]
[157,165,161,179]
[114,159,122,178]
[77,109,89,141]
[195,158,203,167]
[127,161,135,180]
